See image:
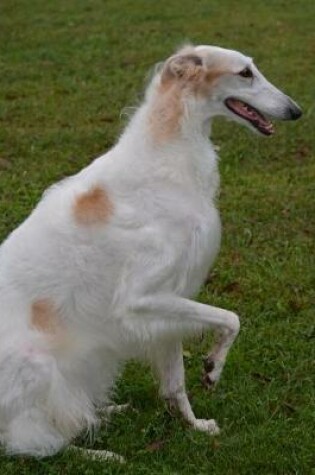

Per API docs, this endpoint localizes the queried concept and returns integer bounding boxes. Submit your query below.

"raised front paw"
[202,356,221,390]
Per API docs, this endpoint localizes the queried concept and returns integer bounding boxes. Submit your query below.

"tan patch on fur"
[149,84,183,143]
[150,52,230,143]
[31,299,61,334]
[161,54,204,85]
[161,47,233,92]
[73,186,114,226]
[194,69,229,97]
[31,299,73,353]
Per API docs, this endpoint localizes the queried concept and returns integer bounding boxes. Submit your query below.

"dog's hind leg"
[0,340,97,457]
[0,350,69,456]
[67,406,127,463]
[150,340,220,435]
[5,408,66,457]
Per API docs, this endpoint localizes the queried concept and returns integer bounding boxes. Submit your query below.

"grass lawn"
[0,0,314,473]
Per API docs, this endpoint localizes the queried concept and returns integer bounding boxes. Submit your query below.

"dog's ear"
[161,54,203,84]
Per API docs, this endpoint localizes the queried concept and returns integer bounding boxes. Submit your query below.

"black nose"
[289,105,302,120]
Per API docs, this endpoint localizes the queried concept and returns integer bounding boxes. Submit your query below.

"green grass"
[0,1,314,473]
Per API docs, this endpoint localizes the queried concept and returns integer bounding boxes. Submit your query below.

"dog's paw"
[202,356,222,390]
[192,418,220,435]
[106,403,130,415]
[97,403,133,425]
[203,355,215,373]
[202,372,217,390]
[202,355,220,390]
[68,446,125,463]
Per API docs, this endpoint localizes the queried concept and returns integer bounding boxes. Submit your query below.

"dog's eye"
[239,67,253,78]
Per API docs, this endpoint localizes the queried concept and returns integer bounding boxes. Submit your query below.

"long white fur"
[0,44,301,459]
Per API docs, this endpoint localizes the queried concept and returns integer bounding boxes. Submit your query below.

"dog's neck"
[116,100,219,197]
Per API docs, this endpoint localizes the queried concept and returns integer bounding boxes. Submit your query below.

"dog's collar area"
[224,98,274,136]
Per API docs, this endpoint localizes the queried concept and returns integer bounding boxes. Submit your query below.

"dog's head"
[156,44,302,136]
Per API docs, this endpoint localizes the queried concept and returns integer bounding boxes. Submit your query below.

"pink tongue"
[227,99,274,134]
[234,100,260,121]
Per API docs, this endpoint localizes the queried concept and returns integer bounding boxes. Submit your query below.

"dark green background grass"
[0,1,314,473]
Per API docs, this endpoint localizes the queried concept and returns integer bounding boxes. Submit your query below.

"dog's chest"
[122,168,221,297]
[144,186,221,297]
[177,202,221,297]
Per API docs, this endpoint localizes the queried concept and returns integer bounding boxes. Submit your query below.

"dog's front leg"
[150,340,219,434]
[130,295,240,433]
[202,328,237,389]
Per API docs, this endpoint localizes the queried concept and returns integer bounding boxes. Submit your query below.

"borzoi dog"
[0,44,301,460]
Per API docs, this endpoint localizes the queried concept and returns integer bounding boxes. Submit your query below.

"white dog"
[0,44,301,460]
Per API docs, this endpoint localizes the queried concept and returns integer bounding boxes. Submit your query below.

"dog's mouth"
[225,98,274,136]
